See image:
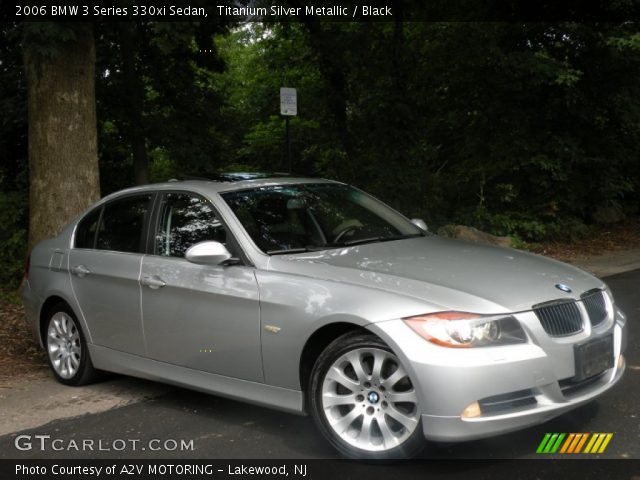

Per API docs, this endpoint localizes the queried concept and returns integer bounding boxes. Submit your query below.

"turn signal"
[461,401,482,418]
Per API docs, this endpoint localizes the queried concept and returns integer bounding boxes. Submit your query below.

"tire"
[44,302,99,386]
[308,332,425,460]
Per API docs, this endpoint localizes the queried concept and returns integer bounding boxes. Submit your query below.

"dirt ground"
[0,299,48,386]
[2,220,639,384]
[540,220,640,262]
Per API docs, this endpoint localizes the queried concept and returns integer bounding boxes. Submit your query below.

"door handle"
[141,275,166,289]
[71,265,91,278]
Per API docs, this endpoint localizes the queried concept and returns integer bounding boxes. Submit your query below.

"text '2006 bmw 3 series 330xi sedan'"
[21,173,627,459]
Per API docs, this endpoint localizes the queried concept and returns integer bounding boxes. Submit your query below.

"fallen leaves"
[541,220,640,262]
[0,299,48,384]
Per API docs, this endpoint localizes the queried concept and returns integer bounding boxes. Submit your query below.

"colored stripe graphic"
[574,433,589,453]
[536,433,552,453]
[567,433,582,453]
[559,433,575,453]
[597,433,613,453]
[584,433,614,453]
[537,433,565,453]
[584,434,599,453]
[550,433,565,453]
[537,433,613,454]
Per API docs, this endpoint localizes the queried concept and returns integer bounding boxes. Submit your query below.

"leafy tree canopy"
[1,19,639,290]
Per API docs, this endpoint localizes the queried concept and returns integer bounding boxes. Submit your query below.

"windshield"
[221,183,423,254]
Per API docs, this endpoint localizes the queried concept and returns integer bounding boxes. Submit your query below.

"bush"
[455,207,547,242]
[544,218,592,242]
[452,204,595,244]
[0,190,28,291]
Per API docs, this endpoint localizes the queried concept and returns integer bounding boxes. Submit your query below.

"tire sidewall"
[308,332,425,460]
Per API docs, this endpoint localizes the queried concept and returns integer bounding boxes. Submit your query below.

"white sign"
[280,87,297,116]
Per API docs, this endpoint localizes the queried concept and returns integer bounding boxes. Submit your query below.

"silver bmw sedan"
[21,174,627,459]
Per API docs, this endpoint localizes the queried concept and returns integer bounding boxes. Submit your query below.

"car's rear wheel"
[309,332,424,459]
[44,302,99,386]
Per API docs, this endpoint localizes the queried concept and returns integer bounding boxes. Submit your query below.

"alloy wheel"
[47,312,82,379]
[321,347,419,452]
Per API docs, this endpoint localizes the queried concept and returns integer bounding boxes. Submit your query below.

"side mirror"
[411,218,428,231]
[185,241,232,266]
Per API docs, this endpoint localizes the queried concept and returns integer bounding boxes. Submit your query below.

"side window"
[155,193,226,258]
[96,195,151,253]
[75,207,102,249]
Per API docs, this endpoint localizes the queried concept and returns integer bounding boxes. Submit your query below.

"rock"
[592,205,625,225]
[437,224,512,248]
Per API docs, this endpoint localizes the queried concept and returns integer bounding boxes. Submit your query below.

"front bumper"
[420,355,624,441]
[370,307,627,442]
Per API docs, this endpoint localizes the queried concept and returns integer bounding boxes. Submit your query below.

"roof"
[97,173,341,203]
[178,172,292,182]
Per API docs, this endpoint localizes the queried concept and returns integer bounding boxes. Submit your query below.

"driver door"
[140,192,262,382]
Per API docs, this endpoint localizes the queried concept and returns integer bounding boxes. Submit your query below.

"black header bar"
[2,0,640,23]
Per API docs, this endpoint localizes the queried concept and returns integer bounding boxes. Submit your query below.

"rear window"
[74,207,102,249]
[95,195,152,253]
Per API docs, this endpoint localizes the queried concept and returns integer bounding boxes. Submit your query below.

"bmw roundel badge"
[555,283,572,293]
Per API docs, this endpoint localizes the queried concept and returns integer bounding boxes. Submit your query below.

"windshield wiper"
[267,233,424,254]
[331,233,424,247]
[266,246,329,255]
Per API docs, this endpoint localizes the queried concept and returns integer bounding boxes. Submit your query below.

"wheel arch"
[299,322,370,394]
[39,295,75,345]
[303,322,426,459]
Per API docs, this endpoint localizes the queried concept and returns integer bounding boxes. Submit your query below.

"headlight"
[402,311,527,348]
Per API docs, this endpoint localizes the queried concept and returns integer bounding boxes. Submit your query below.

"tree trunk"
[120,22,149,185]
[23,23,101,249]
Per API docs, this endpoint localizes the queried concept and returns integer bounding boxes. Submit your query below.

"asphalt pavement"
[1,269,638,460]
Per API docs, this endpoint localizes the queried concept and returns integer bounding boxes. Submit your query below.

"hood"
[266,236,604,313]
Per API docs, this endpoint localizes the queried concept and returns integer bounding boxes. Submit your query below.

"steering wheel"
[332,221,364,243]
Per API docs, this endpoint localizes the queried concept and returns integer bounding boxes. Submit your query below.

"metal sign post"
[280,87,297,173]
[285,117,291,174]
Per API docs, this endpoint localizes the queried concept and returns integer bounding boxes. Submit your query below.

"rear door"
[69,193,153,355]
[140,191,262,381]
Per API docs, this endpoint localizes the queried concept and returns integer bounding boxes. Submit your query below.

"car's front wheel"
[309,332,424,459]
[44,302,99,386]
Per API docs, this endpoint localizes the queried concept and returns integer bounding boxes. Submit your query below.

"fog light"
[618,355,625,369]
[461,401,482,418]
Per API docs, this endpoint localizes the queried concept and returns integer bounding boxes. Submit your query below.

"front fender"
[255,270,434,390]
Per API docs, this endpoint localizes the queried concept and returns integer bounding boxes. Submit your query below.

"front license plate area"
[574,335,614,381]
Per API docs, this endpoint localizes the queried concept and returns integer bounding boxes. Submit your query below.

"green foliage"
[19,22,79,59]
[218,163,260,173]
[216,24,336,175]
[544,217,592,242]
[95,19,230,192]
[230,21,640,236]
[3,19,640,290]
[0,24,28,292]
[0,190,28,290]
[455,206,547,242]
[148,148,179,182]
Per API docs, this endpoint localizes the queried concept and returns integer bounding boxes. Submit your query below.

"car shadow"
[95,379,603,459]
[0,374,613,460]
